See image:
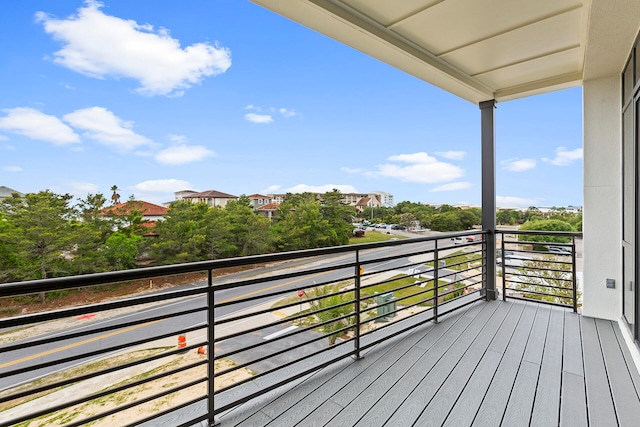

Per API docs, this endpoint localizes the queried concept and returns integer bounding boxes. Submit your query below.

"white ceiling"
[252,0,640,104]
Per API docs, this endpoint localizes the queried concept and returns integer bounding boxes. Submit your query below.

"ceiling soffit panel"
[379,0,583,55]
[442,8,582,76]
[252,0,590,103]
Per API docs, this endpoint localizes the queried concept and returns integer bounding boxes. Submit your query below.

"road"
[1,237,463,391]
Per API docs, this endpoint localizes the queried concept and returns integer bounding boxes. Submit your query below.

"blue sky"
[0,0,583,208]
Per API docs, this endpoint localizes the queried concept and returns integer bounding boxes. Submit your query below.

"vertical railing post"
[354,249,362,360]
[481,99,497,300]
[433,240,439,323]
[571,235,578,312]
[501,232,506,301]
[208,269,219,426]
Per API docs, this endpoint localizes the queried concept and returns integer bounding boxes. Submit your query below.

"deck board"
[215,299,640,427]
[596,318,640,426]
[581,316,617,426]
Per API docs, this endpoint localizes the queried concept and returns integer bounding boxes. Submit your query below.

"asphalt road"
[1,237,461,391]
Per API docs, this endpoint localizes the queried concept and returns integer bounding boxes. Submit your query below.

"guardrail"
[497,230,581,312]
[0,231,486,426]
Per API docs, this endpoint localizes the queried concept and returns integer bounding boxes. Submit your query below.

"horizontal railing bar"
[5,360,207,427]
[213,262,353,294]
[0,342,207,404]
[506,294,573,308]
[2,324,205,378]
[504,286,573,300]
[127,396,208,427]
[214,282,355,326]
[1,305,206,354]
[505,279,574,291]
[64,376,208,427]
[214,310,355,362]
[214,338,355,397]
[213,346,355,414]
[215,317,355,372]
[0,285,207,329]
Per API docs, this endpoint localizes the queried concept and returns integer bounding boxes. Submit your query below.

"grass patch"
[427,251,482,271]
[362,275,450,306]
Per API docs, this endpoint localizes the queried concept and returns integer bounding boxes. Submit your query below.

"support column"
[480,99,497,300]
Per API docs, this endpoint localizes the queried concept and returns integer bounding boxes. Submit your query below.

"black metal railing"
[497,230,582,312]
[0,230,486,426]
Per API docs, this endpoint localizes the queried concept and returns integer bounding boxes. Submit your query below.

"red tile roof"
[100,201,168,217]
[258,203,280,211]
[248,194,269,198]
[182,190,238,199]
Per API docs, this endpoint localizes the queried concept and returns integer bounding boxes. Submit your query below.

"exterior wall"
[582,75,622,320]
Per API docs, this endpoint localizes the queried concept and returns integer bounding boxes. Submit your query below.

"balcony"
[2,231,638,426]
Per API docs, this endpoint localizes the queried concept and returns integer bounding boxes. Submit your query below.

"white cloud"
[436,150,466,161]
[245,104,259,111]
[430,181,472,192]
[245,113,273,124]
[167,134,187,143]
[284,184,358,194]
[542,147,583,166]
[67,181,99,194]
[341,167,364,174]
[155,144,215,165]
[0,135,8,141]
[0,107,79,145]
[263,184,282,193]
[133,179,192,193]
[63,107,155,152]
[502,158,536,172]
[2,166,23,172]
[372,152,464,183]
[36,1,231,97]
[279,108,296,118]
[497,196,543,207]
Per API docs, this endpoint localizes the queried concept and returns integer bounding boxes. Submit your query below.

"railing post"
[501,232,506,301]
[571,235,578,313]
[433,240,439,323]
[208,269,219,426]
[354,249,362,360]
[480,99,497,300]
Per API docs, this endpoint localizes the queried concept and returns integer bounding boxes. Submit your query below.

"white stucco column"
[582,75,622,320]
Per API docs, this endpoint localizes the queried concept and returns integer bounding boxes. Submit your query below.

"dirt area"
[0,265,264,425]
[3,351,252,427]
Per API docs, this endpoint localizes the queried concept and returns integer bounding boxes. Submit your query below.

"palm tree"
[110,185,121,205]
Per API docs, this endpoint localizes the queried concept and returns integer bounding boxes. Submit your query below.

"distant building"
[174,190,199,201]
[248,194,273,209]
[370,191,394,207]
[100,201,168,222]
[0,186,23,200]
[179,190,238,208]
[257,202,280,220]
[267,191,394,211]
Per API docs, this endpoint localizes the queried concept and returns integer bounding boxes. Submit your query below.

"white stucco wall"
[581,75,622,320]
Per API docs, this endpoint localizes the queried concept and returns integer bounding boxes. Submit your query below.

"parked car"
[548,245,571,254]
[452,237,464,245]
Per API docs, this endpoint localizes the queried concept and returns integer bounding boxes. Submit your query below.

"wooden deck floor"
[215,299,640,427]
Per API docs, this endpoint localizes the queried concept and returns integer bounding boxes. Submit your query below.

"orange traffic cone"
[178,335,187,353]
[197,346,206,355]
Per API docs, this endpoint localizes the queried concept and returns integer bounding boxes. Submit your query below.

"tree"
[320,189,356,246]
[104,232,143,270]
[225,196,273,256]
[518,219,574,244]
[515,255,578,305]
[307,285,354,345]
[152,201,216,264]
[0,191,79,299]
[110,185,121,205]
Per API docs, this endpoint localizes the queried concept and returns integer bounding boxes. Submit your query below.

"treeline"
[0,189,355,284]
[362,202,582,233]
